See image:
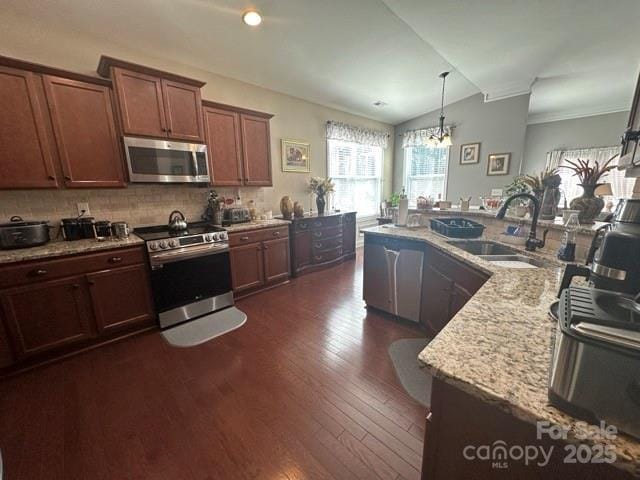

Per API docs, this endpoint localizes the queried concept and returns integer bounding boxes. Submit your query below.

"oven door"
[124,136,209,183]
[149,245,232,328]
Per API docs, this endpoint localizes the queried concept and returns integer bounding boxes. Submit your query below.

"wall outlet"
[77,202,90,216]
[490,188,503,197]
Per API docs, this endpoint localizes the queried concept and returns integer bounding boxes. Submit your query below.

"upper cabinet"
[0,66,59,189]
[203,101,273,187]
[43,75,126,188]
[98,56,205,142]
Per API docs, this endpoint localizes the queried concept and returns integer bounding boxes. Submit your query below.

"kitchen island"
[362,225,640,479]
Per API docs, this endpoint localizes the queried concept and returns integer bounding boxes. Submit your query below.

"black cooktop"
[134,222,225,241]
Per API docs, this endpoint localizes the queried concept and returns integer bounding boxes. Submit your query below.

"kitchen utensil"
[95,221,112,238]
[112,221,130,238]
[60,218,82,241]
[460,197,471,212]
[0,216,50,249]
[168,210,188,231]
[223,207,251,225]
[429,217,485,238]
[79,217,96,239]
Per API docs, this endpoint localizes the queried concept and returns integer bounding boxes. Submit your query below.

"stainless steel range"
[134,222,233,329]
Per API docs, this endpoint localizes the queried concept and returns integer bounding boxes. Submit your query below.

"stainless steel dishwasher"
[363,233,424,322]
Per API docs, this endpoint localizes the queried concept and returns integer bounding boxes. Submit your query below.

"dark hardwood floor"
[0,249,427,480]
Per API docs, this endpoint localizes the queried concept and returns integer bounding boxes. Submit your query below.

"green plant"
[389,191,401,207]
[522,168,559,192]
[561,155,618,185]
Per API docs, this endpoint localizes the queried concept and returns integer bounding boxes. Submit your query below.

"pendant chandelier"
[429,71,452,147]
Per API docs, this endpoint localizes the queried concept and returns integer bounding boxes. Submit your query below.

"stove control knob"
[205,234,213,242]
[148,242,159,251]
[220,232,228,241]
[212,233,220,241]
[159,240,168,249]
[169,239,179,248]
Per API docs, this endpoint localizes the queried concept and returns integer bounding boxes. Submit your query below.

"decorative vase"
[293,201,304,218]
[280,196,294,219]
[316,194,326,215]
[569,184,605,224]
[540,186,561,220]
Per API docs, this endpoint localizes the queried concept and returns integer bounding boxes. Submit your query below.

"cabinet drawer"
[343,212,356,224]
[228,227,287,247]
[311,226,342,240]
[294,219,311,232]
[312,236,343,252]
[0,246,146,289]
[310,216,342,230]
[312,246,343,264]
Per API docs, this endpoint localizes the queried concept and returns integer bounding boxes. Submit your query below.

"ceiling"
[2,0,639,125]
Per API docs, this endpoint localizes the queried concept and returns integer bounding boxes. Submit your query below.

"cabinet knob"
[64,176,71,180]
[264,246,268,250]
[48,175,56,180]
[315,255,322,261]
[161,127,167,132]
[109,256,123,263]
[315,242,322,248]
[240,236,250,241]
[72,283,80,289]
[314,232,322,237]
[88,279,96,286]
[272,231,279,236]
[32,269,48,276]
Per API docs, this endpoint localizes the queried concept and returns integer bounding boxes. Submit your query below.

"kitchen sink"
[446,240,553,269]
[446,240,519,256]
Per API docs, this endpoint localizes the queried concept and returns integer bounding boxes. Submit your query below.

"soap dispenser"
[397,187,409,226]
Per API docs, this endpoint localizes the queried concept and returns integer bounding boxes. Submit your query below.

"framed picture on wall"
[460,142,480,165]
[487,153,511,176]
[281,139,310,173]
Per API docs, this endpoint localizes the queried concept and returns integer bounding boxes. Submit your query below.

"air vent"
[373,101,388,107]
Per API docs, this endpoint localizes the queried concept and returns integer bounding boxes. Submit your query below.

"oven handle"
[149,242,229,267]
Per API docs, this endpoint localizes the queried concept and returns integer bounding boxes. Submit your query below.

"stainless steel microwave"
[123,136,210,184]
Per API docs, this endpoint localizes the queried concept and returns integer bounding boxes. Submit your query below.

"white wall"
[0,13,394,218]
[393,93,531,204]
[522,111,629,173]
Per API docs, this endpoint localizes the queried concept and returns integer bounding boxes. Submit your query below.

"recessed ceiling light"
[242,10,262,26]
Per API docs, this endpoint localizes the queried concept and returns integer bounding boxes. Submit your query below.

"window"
[555,146,634,207]
[327,139,383,217]
[403,145,449,204]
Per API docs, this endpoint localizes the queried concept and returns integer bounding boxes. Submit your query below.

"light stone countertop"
[0,235,145,265]
[223,219,290,233]
[362,225,640,477]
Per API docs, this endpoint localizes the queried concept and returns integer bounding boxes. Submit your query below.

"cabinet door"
[240,114,272,186]
[203,106,243,186]
[342,214,357,255]
[161,79,204,142]
[293,231,312,273]
[0,276,94,359]
[0,66,58,188]
[263,237,290,284]
[230,243,265,292]
[112,67,167,138]
[421,262,455,336]
[87,264,154,335]
[43,76,126,188]
[0,314,14,368]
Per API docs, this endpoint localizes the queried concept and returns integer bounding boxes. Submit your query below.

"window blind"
[403,146,449,204]
[328,139,383,216]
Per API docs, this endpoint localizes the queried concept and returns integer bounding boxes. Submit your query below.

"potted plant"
[562,156,618,224]
[522,168,559,217]
[307,177,335,215]
[504,175,532,217]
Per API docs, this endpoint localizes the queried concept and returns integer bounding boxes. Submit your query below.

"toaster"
[223,207,251,225]
[549,286,640,439]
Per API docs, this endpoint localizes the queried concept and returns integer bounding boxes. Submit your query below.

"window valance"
[326,121,389,148]
[402,125,453,148]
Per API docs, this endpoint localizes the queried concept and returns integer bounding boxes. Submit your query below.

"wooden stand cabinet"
[203,101,273,187]
[0,246,154,369]
[228,226,290,297]
[289,212,356,277]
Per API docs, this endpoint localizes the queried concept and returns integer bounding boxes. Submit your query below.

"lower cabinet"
[86,264,154,334]
[229,227,290,297]
[0,246,155,369]
[0,275,95,359]
[420,245,489,336]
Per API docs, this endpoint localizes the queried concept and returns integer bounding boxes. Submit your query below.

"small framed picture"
[281,139,310,173]
[460,142,480,165]
[487,153,511,176]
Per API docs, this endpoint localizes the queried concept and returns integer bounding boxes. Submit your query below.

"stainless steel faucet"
[496,193,549,252]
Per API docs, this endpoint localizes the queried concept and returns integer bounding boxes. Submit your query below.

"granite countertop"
[224,219,290,233]
[0,235,144,265]
[362,225,640,476]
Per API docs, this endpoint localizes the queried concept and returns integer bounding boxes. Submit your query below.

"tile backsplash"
[0,185,266,231]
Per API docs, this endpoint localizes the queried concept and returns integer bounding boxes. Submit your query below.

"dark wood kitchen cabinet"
[0,245,155,371]
[0,275,95,359]
[0,65,59,189]
[420,245,488,336]
[43,75,126,188]
[289,212,357,277]
[86,263,154,335]
[228,226,290,297]
[98,56,205,142]
[203,101,273,187]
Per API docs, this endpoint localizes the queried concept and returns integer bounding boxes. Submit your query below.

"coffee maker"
[558,199,640,295]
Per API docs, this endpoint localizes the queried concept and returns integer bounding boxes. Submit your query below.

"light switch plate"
[490,188,503,197]
[77,202,90,216]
